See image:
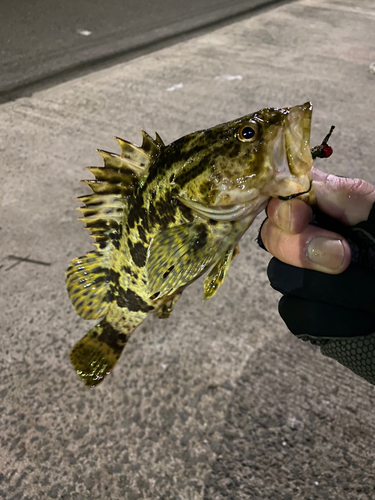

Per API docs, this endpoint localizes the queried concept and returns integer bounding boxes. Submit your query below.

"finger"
[266,197,313,234]
[261,218,351,274]
[312,167,375,225]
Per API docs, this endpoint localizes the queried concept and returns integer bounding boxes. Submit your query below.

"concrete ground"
[1,0,375,499]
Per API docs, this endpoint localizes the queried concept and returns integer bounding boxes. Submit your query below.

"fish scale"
[66,102,331,387]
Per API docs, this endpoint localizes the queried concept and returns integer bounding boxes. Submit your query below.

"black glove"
[261,203,375,384]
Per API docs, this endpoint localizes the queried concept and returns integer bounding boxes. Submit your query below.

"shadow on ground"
[204,333,375,500]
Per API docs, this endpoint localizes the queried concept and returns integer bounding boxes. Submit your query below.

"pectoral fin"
[147,222,218,298]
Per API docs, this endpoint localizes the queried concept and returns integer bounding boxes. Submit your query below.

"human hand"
[259,167,375,384]
[260,167,375,274]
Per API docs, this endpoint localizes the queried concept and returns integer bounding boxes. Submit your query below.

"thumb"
[312,167,375,226]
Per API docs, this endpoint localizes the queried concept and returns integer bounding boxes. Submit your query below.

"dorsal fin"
[79,131,163,250]
[114,130,164,169]
[154,132,165,148]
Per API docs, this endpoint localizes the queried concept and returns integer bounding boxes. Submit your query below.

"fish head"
[176,102,314,221]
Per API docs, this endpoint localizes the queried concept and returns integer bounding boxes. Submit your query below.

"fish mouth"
[269,102,313,198]
[178,193,268,221]
[285,101,313,176]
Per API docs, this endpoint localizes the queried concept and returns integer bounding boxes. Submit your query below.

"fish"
[66,101,319,387]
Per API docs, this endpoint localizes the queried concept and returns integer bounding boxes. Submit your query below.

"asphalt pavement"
[0,0,287,101]
[1,0,375,499]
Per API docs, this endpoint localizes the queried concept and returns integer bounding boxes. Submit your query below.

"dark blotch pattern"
[163,266,174,280]
[117,287,154,313]
[108,269,121,285]
[97,319,126,352]
[195,223,208,249]
[117,333,127,344]
[92,276,106,286]
[108,270,153,312]
[174,157,208,189]
[129,241,148,267]
[122,265,133,275]
[109,233,121,249]
[137,224,147,243]
[148,201,162,227]
[90,266,107,275]
[154,193,178,228]
[148,195,177,229]
[127,196,143,229]
[146,147,177,184]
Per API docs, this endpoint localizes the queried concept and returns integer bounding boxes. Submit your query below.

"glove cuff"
[296,333,375,385]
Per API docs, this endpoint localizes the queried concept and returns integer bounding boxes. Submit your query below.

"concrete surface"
[1,0,375,499]
[0,0,288,100]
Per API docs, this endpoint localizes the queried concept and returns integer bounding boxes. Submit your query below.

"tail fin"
[70,319,128,387]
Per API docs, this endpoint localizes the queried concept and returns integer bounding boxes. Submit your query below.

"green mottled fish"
[66,102,316,387]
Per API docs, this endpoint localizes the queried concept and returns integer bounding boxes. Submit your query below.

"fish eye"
[236,123,258,142]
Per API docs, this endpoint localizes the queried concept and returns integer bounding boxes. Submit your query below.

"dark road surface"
[0,0,286,100]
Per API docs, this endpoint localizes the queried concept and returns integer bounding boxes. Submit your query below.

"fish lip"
[266,102,313,199]
[177,193,269,221]
[285,102,313,176]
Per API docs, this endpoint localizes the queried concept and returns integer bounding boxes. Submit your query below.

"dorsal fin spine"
[96,150,144,174]
[78,130,163,250]
[140,130,159,154]
[96,150,123,168]
[155,132,165,147]
[114,136,149,161]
